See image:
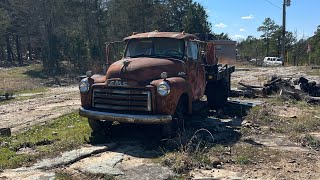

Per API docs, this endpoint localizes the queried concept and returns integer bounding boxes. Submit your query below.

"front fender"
[151,77,192,115]
[80,74,107,107]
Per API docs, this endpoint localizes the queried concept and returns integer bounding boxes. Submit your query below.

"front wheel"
[88,119,112,143]
[161,97,186,138]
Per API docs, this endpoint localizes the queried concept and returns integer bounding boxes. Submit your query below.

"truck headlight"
[157,81,170,96]
[79,79,90,93]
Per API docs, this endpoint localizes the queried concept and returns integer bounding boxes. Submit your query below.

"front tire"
[88,119,112,143]
[162,97,186,138]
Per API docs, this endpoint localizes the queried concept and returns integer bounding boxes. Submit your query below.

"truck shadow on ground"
[89,111,243,159]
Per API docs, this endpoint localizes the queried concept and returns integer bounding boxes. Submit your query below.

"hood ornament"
[123,59,130,67]
[120,59,131,76]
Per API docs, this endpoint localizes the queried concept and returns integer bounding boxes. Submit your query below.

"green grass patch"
[54,171,74,180]
[0,113,90,169]
[234,155,250,165]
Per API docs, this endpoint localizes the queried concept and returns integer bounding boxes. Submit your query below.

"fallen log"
[231,89,257,98]
[264,78,282,87]
[279,89,304,101]
[238,82,269,97]
[307,96,320,104]
[238,82,263,89]
[279,88,320,104]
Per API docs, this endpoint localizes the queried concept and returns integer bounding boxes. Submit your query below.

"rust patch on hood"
[106,58,186,82]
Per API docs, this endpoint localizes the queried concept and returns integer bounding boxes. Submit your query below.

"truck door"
[186,40,206,100]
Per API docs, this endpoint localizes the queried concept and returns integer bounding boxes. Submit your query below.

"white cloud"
[241,14,254,20]
[240,28,246,32]
[215,23,227,28]
[205,8,211,14]
[232,34,245,40]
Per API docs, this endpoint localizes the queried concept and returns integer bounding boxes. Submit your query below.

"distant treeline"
[0,0,211,74]
[237,18,320,65]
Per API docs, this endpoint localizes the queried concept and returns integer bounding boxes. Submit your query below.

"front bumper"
[79,107,172,124]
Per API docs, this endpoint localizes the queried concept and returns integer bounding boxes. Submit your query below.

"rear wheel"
[88,119,112,143]
[206,79,228,110]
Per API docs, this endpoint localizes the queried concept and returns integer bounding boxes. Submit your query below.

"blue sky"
[194,0,320,41]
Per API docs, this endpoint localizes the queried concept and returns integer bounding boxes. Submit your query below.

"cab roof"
[123,31,199,41]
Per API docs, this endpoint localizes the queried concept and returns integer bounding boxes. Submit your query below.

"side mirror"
[201,51,207,64]
[106,41,125,65]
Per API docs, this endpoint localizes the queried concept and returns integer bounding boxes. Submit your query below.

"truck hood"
[106,57,185,82]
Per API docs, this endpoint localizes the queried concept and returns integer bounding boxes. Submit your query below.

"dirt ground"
[0,66,320,179]
[0,86,80,133]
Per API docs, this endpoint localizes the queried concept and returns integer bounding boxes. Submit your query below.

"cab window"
[187,41,199,60]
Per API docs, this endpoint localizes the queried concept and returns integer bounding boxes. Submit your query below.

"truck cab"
[79,31,234,137]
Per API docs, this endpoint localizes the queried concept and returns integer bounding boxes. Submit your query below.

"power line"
[263,0,282,9]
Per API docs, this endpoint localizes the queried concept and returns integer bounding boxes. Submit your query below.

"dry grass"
[159,129,215,174]
[306,68,320,76]
[245,97,320,134]
[0,64,47,95]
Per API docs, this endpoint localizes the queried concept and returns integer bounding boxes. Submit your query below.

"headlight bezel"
[157,81,170,96]
[79,79,90,93]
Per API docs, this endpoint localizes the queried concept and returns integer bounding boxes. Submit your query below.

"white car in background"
[263,57,283,66]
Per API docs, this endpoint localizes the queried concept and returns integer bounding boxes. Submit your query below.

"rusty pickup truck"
[79,31,234,137]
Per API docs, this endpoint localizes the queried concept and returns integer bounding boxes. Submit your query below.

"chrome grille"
[92,88,151,112]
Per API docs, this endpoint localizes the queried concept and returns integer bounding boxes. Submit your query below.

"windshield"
[125,38,185,59]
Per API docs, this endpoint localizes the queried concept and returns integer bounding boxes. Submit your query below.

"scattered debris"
[0,93,15,101]
[311,66,320,70]
[235,76,320,104]
[0,128,11,137]
[297,77,320,97]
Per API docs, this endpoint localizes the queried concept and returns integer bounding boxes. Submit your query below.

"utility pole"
[281,0,290,65]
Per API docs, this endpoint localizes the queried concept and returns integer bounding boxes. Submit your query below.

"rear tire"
[88,119,112,143]
[206,79,228,110]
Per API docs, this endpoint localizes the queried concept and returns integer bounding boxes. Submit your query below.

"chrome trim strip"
[147,91,152,111]
[79,108,171,124]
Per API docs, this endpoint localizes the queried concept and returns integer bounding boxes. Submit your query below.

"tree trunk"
[95,0,103,59]
[27,33,33,61]
[0,41,5,62]
[47,20,59,75]
[5,34,13,64]
[15,34,23,65]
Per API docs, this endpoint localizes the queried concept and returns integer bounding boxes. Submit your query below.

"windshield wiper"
[149,54,183,59]
[128,54,151,58]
